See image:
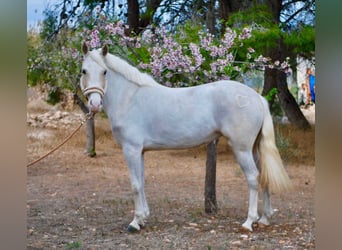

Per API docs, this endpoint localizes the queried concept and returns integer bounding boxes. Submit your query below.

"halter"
[82,86,106,98]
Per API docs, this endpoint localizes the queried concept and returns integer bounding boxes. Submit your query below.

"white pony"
[80,43,292,232]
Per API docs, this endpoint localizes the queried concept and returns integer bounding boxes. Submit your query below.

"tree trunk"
[262,67,278,107]
[140,0,163,30]
[127,0,162,35]
[276,68,311,129]
[84,116,96,157]
[73,93,96,157]
[204,139,218,214]
[127,0,140,35]
[263,41,311,130]
[206,0,216,34]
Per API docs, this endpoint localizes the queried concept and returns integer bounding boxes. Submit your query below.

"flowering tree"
[28,6,291,98]
[82,19,289,88]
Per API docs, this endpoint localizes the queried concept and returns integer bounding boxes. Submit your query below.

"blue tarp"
[309,74,315,102]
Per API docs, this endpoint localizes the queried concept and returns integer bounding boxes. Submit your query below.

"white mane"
[89,48,160,87]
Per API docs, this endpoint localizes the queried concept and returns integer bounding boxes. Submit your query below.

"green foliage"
[67,241,81,249]
[271,99,284,117]
[174,22,203,44]
[225,4,280,57]
[225,4,274,29]
[27,24,84,103]
[283,25,315,58]
[264,87,278,101]
[264,88,283,117]
[47,86,63,105]
[225,4,315,61]
[40,9,58,40]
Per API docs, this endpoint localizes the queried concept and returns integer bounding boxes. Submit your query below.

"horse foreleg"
[123,145,150,232]
[234,150,260,231]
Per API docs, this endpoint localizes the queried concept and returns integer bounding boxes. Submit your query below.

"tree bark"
[204,139,218,214]
[127,0,162,35]
[73,93,96,157]
[276,68,311,129]
[84,116,96,157]
[127,0,140,35]
[263,39,311,130]
[140,0,163,29]
[206,0,216,34]
[262,67,278,107]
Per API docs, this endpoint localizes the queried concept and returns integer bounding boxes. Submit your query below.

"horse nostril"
[89,98,102,109]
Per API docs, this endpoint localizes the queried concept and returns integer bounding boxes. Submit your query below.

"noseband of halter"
[82,86,106,98]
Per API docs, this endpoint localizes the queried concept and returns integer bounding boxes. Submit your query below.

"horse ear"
[82,42,88,54]
[102,44,108,56]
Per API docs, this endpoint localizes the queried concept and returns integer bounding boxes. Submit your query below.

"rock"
[240,234,249,239]
[231,240,241,246]
[27,99,52,112]
[188,222,198,227]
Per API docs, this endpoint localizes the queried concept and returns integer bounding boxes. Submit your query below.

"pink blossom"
[255,55,269,63]
[189,43,204,67]
[222,28,236,49]
[248,47,255,53]
[238,27,252,40]
[89,30,101,48]
[80,21,291,86]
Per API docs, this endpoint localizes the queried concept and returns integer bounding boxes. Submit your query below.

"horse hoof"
[127,225,140,233]
[241,223,253,232]
[258,216,270,226]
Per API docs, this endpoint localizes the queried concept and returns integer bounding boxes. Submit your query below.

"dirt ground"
[27,88,315,249]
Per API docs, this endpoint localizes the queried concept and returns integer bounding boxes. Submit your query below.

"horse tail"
[258,97,292,193]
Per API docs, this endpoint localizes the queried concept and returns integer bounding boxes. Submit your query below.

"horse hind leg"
[258,188,274,226]
[233,149,260,231]
[253,137,274,226]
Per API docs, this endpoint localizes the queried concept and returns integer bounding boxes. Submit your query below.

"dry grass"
[275,124,315,166]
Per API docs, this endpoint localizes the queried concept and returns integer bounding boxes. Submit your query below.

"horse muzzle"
[82,86,105,114]
[88,97,103,113]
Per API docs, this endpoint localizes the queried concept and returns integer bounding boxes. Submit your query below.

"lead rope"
[26,112,93,168]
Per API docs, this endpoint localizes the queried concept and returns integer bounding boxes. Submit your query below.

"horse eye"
[82,69,86,75]
[103,70,107,75]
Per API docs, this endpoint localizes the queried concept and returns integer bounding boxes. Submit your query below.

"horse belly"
[142,112,220,149]
[144,130,220,150]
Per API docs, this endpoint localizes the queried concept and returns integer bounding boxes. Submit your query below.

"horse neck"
[103,70,139,115]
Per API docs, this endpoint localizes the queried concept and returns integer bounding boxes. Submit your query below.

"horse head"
[80,42,108,113]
